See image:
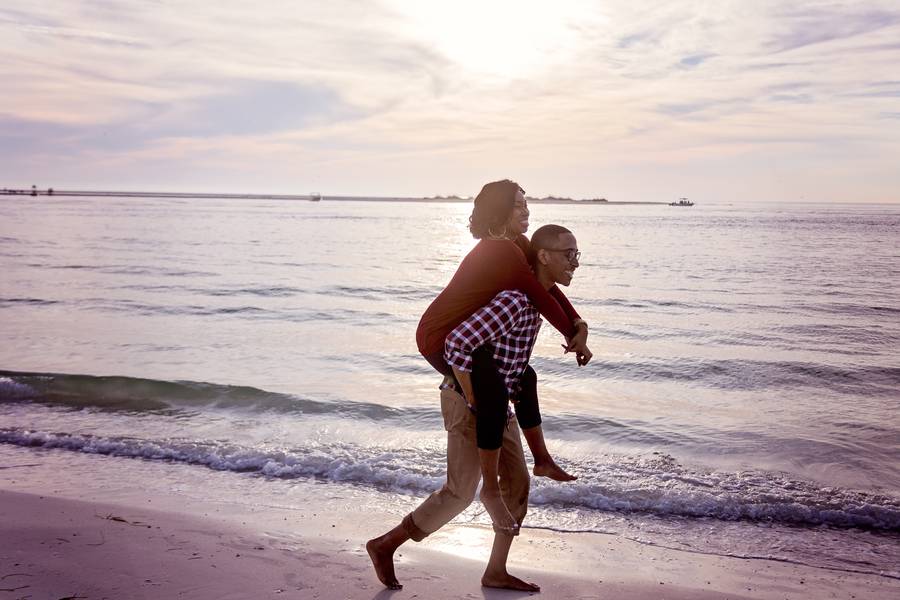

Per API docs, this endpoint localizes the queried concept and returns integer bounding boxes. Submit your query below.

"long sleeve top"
[444,290,542,400]
[416,235,580,357]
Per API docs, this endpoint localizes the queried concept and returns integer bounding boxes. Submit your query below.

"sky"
[2,0,899,203]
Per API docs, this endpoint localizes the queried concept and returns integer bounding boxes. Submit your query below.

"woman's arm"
[548,283,591,364]
[490,242,578,339]
[549,285,581,322]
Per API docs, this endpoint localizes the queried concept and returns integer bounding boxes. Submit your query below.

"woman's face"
[504,190,530,236]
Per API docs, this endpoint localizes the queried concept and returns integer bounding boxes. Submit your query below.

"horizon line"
[0,187,658,205]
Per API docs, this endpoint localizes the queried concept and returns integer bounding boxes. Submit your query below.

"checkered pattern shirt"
[444,290,542,401]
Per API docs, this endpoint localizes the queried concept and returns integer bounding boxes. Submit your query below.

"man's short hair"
[528,224,572,266]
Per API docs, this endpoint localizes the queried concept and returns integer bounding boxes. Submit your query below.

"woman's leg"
[515,366,577,481]
[471,346,509,450]
[470,346,518,532]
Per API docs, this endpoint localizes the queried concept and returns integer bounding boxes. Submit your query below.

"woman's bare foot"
[533,459,577,481]
[482,570,541,592]
[366,537,402,590]
[479,488,518,532]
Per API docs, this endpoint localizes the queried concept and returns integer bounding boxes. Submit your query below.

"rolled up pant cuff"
[401,513,430,542]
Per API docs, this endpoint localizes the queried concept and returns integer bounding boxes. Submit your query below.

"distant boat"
[669,197,694,206]
[310,193,322,202]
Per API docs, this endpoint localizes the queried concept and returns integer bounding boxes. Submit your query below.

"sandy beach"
[2,447,896,600]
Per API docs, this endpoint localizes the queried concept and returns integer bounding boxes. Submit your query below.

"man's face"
[542,232,580,286]
[504,190,530,236]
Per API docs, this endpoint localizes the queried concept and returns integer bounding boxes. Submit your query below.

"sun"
[388,0,599,78]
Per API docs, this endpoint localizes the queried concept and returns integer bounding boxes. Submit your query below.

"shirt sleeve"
[549,285,581,323]
[444,291,525,372]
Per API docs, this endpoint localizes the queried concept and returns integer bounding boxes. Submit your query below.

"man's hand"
[575,345,592,366]
[563,323,592,366]
[452,367,477,409]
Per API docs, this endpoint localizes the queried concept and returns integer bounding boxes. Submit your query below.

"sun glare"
[426,524,493,561]
[389,0,598,78]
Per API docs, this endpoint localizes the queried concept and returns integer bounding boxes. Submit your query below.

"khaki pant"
[403,387,530,541]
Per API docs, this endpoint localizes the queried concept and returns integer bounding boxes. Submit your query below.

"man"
[367,224,583,592]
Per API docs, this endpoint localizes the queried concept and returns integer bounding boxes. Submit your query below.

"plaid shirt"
[444,290,542,401]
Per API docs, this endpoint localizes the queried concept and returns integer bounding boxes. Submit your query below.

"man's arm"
[452,368,476,409]
[443,291,526,408]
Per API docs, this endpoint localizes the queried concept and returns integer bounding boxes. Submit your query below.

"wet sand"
[1,486,895,600]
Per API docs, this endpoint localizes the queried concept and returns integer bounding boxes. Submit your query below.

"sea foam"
[2,426,897,532]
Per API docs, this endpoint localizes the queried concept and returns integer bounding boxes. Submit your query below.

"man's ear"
[536,248,550,266]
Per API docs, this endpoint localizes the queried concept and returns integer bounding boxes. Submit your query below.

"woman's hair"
[468,179,525,239]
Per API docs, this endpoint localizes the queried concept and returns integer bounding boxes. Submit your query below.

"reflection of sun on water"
[434,203,475,277]
[389,0,600,77]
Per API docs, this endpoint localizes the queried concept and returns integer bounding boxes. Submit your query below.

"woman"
[417,180,591,491]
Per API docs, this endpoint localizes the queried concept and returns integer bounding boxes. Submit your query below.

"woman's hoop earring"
[487,225,509,240]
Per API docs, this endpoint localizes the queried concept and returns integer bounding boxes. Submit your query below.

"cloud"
[0,6,147,48]
[158,81,359,137]
[769,93,814,104]
[656,102,710,116]
[678,53,716,68]
[744,61,814,71]
[764,82,813,92]
[1,1,899,202]
[768,6,900,53]
[15,22,149,48]
[1,79,365,160]
[0,115,80,155]
[655,98,749,120]
[839,79,900,98]
[842,90,900,98]
[617,30,661,49]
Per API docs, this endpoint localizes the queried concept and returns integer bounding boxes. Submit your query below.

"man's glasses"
[546,248,581,262]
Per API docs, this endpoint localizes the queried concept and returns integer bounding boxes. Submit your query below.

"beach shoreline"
[2,445,896,599]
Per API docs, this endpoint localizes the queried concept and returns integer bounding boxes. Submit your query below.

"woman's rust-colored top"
[416,235,581,357]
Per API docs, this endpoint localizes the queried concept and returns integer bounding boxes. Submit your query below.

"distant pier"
[0,188,323,201]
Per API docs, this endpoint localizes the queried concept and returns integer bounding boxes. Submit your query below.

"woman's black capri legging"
[425,347,542,450]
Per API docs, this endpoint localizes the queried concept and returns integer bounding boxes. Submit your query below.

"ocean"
[1,196,898,579]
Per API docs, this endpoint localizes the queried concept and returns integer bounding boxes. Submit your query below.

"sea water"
[1,196,898,578]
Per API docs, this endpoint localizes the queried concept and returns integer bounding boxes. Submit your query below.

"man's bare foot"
[479,488,518,532]
[366,537,402,590]
[533,459,577,482]
[482,571,540,592]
